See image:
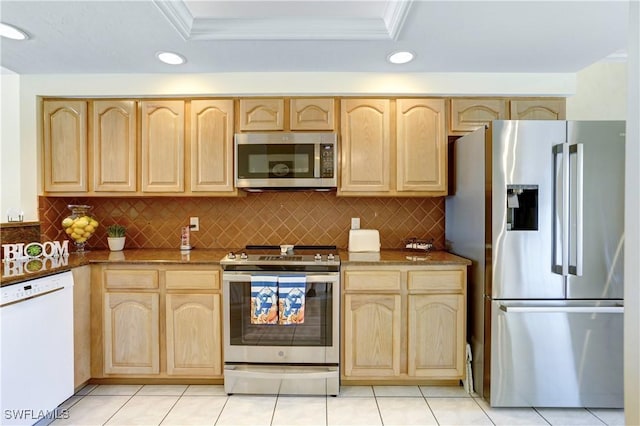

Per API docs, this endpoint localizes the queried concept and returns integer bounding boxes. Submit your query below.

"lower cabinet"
[92,264,222,379]
[342,265,467,383]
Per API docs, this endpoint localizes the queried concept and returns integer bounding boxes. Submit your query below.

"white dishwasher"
[1,271,74,426]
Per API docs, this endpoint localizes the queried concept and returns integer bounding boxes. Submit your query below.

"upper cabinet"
[43,100,88,192]
[449,98,508,133]
[339,98,447,197]
[238,98,284,131]
[140,100,185,193]
[290,98,335,130]
[238,98,335,131]
[340,99,391,193]
[189,100,235,193]
[510,98,566,120]
[396,99,447,193]
[92,100,137,192]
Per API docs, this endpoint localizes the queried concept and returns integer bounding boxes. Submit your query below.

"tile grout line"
[468,395,496,426]
[156,385,189,425]
[418,386,441,426]
[532,407,554,426]
[97,385,142,426]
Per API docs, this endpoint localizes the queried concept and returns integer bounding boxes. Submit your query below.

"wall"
[566,61,627,120]
[0,70,21,221]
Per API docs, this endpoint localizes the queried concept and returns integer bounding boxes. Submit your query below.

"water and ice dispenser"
[506,185,538,231]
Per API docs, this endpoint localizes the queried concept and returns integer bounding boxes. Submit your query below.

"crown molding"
[155,0,413,41]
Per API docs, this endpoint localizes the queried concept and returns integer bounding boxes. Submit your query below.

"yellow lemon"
[65,228,73,235]
[62,218,74,228]
[75,218,89,228]
[90,219,99,228]
[84,225,95,233]
[76,237,87,243]
[70,232,81,240]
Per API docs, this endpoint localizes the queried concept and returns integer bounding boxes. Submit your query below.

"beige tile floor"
[51,384,625,426]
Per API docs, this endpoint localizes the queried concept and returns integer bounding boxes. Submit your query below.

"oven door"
[222,272,339,365]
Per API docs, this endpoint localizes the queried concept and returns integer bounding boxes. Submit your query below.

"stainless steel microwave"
[234,132,337,190]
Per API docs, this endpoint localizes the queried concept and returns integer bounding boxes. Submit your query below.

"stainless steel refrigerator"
[446,120,624,408]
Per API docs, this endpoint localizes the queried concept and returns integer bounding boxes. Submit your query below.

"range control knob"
[314,253,322,261]
[327,253,335,261]
[240,252,248,260]
[227,252,236,259]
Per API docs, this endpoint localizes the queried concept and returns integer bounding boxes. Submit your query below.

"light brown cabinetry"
[92,100,137,192]
[340,99,391,193]
[340,98,447,196]
[239,98,335,131]
[42,100,88,192]
[342,265,466,383]
[238,98,285,131]
[290,98,335,130]
[103,292,160,375]
[141,100,185,192]
[189,100,235,193]
[92,264,222,380]
[449,98,508,133]
[396,99,447,193]
[72,265,91,389]
[510,98,566,120]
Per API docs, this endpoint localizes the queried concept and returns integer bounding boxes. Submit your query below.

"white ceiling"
[0,0,629,75]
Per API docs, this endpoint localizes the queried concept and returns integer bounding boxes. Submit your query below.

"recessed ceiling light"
[156,51,186,65]
[0,22,29,40]
[387,51,415,65]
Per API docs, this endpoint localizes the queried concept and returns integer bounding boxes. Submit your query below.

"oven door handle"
[223,274,339,283]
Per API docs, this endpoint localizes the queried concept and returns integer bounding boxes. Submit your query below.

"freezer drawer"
[490,300,623,408]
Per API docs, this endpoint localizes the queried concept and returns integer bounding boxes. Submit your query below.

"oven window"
[237,144,314,179]
[228,281,333,347]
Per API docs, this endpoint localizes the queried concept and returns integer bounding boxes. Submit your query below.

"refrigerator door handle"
[552,143,570,276]
[499,304,624,314]
[569,143,584,276]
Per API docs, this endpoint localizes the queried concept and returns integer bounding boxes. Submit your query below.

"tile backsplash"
[39,193,444,250]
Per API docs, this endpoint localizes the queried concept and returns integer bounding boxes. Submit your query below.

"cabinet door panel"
[397,99,446,192]
[43,100,87,192]
[449,98,508,132]
[239,99,284,131]
[104,292,159,375]
[166,294,222,376]
[92,100,137,192]
[141,100,184,192]
[408,269,465,293]
[344,270,401,291]
[104,269,159,289]
[190,100,234,192]
[510,99,566,120]
[340,99,391,192]
[290,98,335,130]
[165,270,220,290]
[408,294,464,378]
[344,293,401,377]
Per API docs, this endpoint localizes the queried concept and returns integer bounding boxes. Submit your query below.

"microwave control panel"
[320,144,335,178]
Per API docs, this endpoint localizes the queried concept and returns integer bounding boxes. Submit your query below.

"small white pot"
[107,237,126,251]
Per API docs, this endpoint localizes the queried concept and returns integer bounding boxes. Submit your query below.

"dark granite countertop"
[1,248,470,287]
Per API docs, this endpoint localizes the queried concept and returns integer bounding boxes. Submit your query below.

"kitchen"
[1,1,639,425]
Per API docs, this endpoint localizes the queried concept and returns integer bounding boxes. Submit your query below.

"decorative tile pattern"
[39,194,445,250]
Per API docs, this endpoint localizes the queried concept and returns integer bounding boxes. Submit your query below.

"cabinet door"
[408,294,465,378]
[190,100,235,192]
[43,100,87,192]
[104,292,160,375]
[290,98,335,130]
[340,99,391,192]
[343,293,401,377]
[92,100,137,192]
[396,99,447,192]
[449,98,508,132]
[239,98,284,131]
[166,293,222,376]
[510,99,566,120]
[141,100,184,192]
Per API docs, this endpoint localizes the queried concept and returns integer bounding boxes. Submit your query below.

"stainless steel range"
[221,245,340,396]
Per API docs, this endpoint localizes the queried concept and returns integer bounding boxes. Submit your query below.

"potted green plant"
[106,224,126,251]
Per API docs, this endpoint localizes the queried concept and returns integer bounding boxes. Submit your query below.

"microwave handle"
[314,143,320,178]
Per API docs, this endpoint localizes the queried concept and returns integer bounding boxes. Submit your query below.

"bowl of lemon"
[62,204,99,253]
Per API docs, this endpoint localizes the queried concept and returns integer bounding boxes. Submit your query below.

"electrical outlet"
[351,217,360,230]
[189,217,199,232]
